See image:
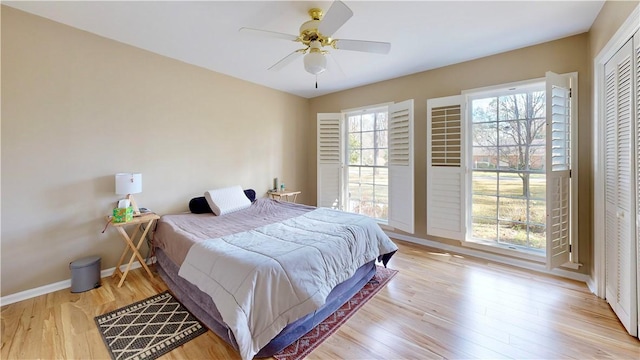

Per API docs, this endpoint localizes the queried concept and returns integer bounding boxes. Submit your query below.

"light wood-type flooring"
[2,240,639,359]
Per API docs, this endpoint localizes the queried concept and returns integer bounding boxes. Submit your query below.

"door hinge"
[569,88,572,98]
[569,244,572,253]
[569,169,572,178]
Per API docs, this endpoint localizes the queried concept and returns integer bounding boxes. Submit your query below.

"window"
[346,109,389,221]
[426,72,577,268]
[469,83,547,252]
[317,99,415,233]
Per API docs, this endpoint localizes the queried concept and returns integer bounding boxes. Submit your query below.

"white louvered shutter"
[388,100,415,233]
[635,33,640,331]
[545,72,572,270]
[426,95,465,240]
[603,39,637,336]
[317,113,343,209]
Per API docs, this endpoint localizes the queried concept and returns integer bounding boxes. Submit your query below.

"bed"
[153,197,397,360]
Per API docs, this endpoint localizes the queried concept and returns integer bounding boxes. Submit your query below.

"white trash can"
[69,256,101,293]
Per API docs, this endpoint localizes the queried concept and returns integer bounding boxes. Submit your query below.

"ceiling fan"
[239,0,390,81]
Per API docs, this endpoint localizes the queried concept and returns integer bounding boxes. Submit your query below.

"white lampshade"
[304,40,326,75]
[115,173,142,195]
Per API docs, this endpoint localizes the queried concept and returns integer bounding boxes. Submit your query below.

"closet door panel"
[604,38,637,336]
[634,28,640,337]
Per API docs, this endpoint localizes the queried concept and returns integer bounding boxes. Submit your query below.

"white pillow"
[204,185,251,216]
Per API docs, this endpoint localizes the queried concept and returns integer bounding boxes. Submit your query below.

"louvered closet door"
[388,100,415,234]
[426,95,465,240]
[634,29,640,337]
[317,113,343,209]
[604,38,638,337]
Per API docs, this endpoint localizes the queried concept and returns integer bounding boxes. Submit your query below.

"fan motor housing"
[299,9,334,48]
[300,20,331,46]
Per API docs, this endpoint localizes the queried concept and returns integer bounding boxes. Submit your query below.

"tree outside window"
[471,87,546,250]
[347,110,388,221]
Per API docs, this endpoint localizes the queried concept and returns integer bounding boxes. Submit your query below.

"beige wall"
[309,34,593,273]
[589,0,639,59]
[1,7,310,296]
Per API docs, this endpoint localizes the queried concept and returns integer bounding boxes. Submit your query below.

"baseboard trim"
[586,276,599,298]
[386,231,591,285]
[1,258,156,306]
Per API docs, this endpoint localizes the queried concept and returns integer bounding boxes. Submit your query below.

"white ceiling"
[5,1,605,98]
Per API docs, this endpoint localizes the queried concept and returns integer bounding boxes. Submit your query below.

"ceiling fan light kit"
[239,0,391,85]
[304,41,327,75]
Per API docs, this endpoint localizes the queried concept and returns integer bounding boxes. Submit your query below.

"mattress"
[153,198,394,357]
[155,248,376,357]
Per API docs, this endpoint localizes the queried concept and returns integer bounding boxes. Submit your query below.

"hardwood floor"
[2,240,639,359]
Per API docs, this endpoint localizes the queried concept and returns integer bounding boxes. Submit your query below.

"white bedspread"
[178,208,398,360]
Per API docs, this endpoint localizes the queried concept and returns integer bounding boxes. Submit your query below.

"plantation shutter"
[603,38,638,336]
[426,95,465,240]
[545,71,573,270]
[317,113,343,209]
[388,100,415,233]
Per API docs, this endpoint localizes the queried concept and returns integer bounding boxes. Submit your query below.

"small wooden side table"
[268,190,301,203]
[107,213,160,287]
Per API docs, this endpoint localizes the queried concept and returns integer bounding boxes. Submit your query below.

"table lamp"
[115,173,142,215]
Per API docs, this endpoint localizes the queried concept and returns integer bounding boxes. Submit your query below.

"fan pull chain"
[315,75,318,89]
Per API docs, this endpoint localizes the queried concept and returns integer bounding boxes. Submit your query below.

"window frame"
[343,105,391,222]
[467,80,547,254]
[316,100,415,234]
[460,75,579,265]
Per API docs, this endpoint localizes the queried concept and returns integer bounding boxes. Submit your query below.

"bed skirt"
[154,248,376,357]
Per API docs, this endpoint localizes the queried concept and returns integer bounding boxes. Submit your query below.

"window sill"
[463,238,545,263]
[560,261,582,270]
[379,223,393,231]
[463,238,583,270]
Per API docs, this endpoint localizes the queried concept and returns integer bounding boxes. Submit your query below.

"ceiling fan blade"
[239,27,299,42]
[318,0,353,37]
[268,50,304,71]
[334,39,391,54]
[327,52,346,77]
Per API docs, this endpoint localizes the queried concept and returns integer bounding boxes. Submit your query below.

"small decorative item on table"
[112,206,133,223]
